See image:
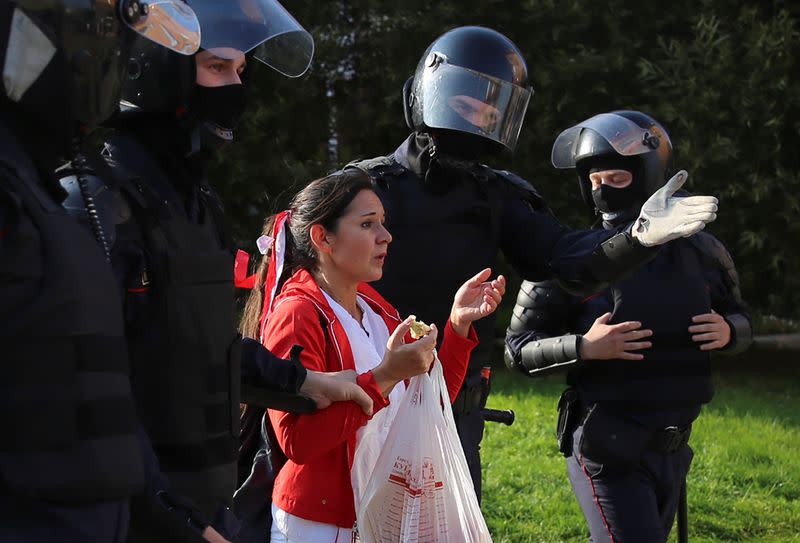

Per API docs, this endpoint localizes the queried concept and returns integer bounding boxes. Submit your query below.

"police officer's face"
[316,189,392,284]
[447,95,500,132]
[195,49,247,86]
[589,169,633,190]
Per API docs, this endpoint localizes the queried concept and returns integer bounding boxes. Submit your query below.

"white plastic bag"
[356,355,492,543]
[351,384,403,509]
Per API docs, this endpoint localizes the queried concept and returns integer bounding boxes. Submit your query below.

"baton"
[677,479,688,543]
[482,408,515,425]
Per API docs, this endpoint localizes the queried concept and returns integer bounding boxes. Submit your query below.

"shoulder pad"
[508,279,575,335]
[346,155,407,180]
[687,231,742,303]
[101,137,166,213]
[59,171,130,248]
[491,168,547,209]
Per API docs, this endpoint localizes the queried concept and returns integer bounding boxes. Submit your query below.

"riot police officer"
[0,1,202,541]
[55,2,369,542]
[504,111,752,542]
[347,26,720,501]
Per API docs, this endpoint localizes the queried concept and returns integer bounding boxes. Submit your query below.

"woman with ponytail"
[242,169,505,542]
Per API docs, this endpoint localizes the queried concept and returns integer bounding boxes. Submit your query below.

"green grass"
[480,357,800,542]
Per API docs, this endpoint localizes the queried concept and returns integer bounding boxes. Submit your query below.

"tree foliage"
[210,1,800,318]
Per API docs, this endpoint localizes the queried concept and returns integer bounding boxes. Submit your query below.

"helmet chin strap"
[187,121,230,158]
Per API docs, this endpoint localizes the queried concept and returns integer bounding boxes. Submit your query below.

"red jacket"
[263,268,476,528]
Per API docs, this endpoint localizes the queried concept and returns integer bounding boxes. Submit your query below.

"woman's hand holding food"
[449,268,506,337]
[371,316,438,395]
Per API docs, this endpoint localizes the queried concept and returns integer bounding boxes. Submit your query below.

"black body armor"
[103,132,240,522]
[0,123,144,504]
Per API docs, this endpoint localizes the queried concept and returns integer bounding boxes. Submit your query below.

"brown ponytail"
[238,169,374,339]
[239,215,276,339]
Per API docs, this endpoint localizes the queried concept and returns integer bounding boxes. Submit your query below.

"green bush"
[212,1,800,319]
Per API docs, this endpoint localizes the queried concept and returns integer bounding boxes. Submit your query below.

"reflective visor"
[419,62,532,151]
[551,113,656,168]
[189,0,314,77]
[123,0,201,55]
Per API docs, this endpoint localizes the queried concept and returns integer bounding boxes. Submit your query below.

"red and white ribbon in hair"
[258,209,291,343]
[233,235,274,289]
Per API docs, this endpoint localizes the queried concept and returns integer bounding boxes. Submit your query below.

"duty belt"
[649,425,692,454]
[452,383,484,416]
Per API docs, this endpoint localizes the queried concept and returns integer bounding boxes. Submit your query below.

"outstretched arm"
[502,171,718,295]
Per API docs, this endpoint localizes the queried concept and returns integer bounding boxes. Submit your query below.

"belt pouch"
[578,404,651,468]
[556,388,578,457]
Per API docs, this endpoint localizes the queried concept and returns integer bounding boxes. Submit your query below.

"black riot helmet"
[0,0,200,130]
[121,0,314,116]
[551,110,674,215]
[404,26,533,155]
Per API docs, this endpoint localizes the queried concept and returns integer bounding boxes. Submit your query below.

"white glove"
[632,170,718,247]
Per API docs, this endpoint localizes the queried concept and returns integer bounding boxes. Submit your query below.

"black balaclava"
[191,82,248,144]
[578,155,645,225]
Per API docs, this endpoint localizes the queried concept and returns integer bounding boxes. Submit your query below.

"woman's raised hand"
[371,316,438,395]
[449,268,506,337]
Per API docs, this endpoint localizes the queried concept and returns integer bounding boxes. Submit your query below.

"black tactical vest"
[573,239,714,407]
[349,155,505,381]
[0,124,144,503]
[104,133,240,516]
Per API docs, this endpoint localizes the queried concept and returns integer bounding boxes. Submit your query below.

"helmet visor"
[551,113,657,168]
[123,0,201,55]
[419,61,532,151]
[190,0,314,77]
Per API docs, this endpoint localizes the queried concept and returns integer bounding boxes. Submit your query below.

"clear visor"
[551,113,656,168]
[123,0,201,55]
[190,0,314,77]
[419,62,532,151]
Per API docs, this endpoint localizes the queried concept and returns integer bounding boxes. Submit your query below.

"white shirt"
[272,292,403,542]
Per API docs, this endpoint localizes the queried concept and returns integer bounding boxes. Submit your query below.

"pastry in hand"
[408,315,432,339]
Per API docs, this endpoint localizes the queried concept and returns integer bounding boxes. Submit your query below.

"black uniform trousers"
[566,422,693,543]
[453,407,486,502]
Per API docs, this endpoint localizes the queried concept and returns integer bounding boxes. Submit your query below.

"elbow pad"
[519,335,582,376]
[720,313,753,355]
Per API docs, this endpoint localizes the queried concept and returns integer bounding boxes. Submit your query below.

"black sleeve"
[134,423,239,538]
[697,234,753,355]
[239,339,317,413]
[240,337,307,393]
[500,196,656,296]
[504,279,583,376]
